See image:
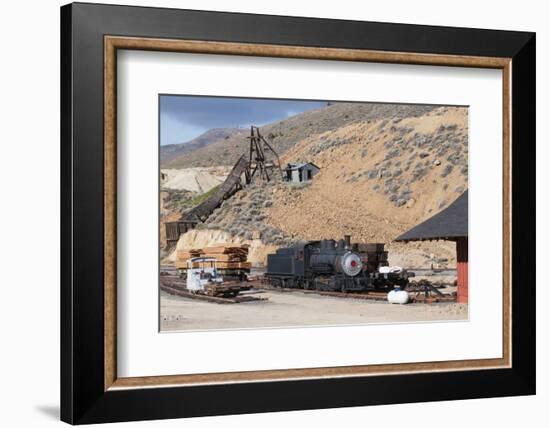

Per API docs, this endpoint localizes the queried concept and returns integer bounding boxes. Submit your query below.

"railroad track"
[251,283,390,301]
[161,276,455,304]
[251,281,455,304]
[160,276,267,304]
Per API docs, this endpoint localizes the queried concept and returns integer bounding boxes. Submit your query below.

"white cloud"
[160,114,206,146]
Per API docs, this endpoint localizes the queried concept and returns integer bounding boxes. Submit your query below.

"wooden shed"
[284,162,320,183]
[164,220,197,247]
[395,191,469,303]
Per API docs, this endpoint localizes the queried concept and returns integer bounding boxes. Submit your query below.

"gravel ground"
[160,289,468,332]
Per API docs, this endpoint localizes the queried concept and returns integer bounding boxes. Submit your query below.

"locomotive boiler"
[265,235,411,292]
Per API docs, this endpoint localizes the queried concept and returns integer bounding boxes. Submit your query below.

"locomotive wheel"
[270,278,283,288]
[223,291,239,297]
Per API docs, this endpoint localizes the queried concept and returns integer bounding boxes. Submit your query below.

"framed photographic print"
[60,2,536,424]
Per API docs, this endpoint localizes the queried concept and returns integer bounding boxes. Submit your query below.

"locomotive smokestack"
[344,235,351,249]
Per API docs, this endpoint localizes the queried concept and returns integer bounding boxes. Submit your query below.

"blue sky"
[160,95,326,146]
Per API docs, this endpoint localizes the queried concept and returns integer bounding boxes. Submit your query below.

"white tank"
[387,286,409,304]
[379,266,403,274]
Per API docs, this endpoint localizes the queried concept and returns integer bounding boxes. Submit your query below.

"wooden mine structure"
[165,220,199,248]
[247,126,282,183]
[184,154,250,223]
[163,126,282,247]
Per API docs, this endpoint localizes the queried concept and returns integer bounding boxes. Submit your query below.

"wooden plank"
[202,245,249,254]
[201,254,246,261]
[212,261,252,269]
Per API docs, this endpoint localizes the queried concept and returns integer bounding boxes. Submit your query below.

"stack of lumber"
[175,249,203,269]
[202,244,251,270]
[175,244,251,270]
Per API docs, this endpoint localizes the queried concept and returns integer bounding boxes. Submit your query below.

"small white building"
[284,162,320,183]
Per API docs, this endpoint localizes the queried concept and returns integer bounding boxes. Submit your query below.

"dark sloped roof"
[286,162,320,171]
[395,191,468,242]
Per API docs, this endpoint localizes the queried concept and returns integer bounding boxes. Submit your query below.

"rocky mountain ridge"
[161,127,245,166]
[163,103,438,168]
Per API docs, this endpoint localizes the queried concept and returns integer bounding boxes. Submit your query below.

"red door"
[456,237,468,303]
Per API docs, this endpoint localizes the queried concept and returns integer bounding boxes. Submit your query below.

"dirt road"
[160,289,467,332]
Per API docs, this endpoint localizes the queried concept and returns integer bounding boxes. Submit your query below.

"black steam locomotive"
[265,235,411,292]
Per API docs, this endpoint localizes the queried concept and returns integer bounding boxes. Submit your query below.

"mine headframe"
[246,126,282,183]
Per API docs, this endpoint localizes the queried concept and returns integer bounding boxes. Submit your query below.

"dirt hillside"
[165,103,468,268]
[166,228,279,267]
[161,166,229,193]
[265,106,467,266]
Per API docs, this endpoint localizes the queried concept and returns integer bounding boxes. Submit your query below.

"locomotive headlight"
[340,252,363,276]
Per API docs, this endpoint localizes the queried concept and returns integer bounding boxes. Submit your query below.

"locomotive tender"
[265,235,411,292]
